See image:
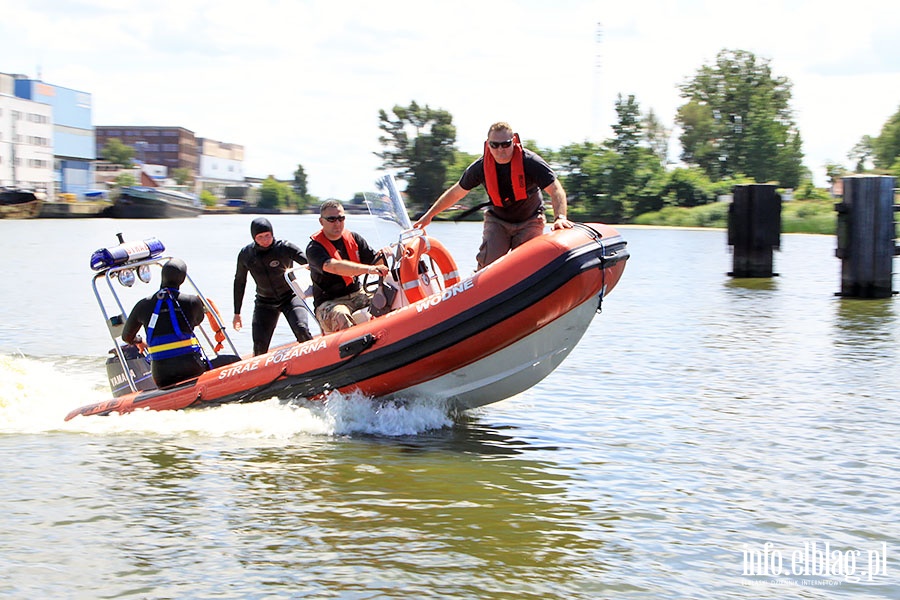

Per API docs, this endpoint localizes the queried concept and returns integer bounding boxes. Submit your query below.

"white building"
[0,75,54,192]
[198,138,245,183]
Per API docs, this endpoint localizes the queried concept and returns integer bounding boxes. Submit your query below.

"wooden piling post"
[727,184,781,277]
[834,175,898,298]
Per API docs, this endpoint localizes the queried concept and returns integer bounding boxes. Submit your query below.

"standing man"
[306,200,389,333]
[414,121,573,269]
[233,217,313,356]
[123,258,209,388]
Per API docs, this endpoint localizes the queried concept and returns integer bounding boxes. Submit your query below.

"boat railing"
[284,266,325,336]
[94,256,241,393]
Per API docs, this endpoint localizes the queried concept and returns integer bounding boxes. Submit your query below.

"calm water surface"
[1,216,898,599]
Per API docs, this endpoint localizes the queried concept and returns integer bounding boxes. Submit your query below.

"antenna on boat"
[116,232,125,243]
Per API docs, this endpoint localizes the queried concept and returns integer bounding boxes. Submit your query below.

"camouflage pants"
[315,289,372,333]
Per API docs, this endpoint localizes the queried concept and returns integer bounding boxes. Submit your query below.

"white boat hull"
[394,298,598,409]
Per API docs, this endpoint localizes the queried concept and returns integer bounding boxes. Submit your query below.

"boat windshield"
[361,174,414,246]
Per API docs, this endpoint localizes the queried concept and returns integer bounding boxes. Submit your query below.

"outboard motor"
[105,344,156,397]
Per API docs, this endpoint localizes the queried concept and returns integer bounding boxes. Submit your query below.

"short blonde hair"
[487,122,513,137]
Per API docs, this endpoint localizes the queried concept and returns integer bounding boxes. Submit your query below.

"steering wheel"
[361,251,389,294]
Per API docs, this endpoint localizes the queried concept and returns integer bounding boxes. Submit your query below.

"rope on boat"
[572,222,609,314]
[597,237,607,313]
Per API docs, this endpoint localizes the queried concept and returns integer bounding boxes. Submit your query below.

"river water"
[1,215,898,599]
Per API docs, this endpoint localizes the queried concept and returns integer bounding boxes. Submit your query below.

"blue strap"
[146,289,205,364]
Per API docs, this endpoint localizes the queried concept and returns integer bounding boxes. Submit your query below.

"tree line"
[372,48,900,222]
[100,48,900,217]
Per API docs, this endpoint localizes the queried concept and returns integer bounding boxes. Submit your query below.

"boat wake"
[0,353,454,438]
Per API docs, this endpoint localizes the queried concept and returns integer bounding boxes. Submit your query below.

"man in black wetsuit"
[233,217,313,356]
[123,258,209,389]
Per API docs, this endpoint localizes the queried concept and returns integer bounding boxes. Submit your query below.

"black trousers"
[252,295,312,355]
[152,352,209,389]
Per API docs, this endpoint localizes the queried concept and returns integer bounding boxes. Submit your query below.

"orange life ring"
[398,236,461,303]
[205,298,227,352]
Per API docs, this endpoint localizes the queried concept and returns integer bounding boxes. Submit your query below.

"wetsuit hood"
[251,217,273,238]
[161,258,187,288]
[251,217,274,252]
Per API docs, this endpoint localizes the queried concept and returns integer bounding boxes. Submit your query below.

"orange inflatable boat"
[65,177,629,421]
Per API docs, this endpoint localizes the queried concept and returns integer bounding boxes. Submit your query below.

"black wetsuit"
[233,239,312,355]
[123,289,208,388]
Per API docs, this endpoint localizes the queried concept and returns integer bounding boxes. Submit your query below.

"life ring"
[398,236,461,303]
[205,298,227,352]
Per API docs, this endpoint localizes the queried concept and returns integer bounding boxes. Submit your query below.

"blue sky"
[3,0,898,198]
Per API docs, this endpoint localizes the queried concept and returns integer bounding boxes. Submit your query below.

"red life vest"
[483,132,527,207]
[311,229,361,286]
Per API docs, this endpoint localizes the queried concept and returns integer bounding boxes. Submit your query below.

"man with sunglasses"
[414,121,572,269]
[233,217,313,356]
[307,200,390,332]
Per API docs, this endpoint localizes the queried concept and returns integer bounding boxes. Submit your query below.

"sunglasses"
[323,215,346,223]
[488,139,513,149]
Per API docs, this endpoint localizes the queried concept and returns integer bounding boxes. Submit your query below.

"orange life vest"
[483,132,527,207]
[311,230,361,286]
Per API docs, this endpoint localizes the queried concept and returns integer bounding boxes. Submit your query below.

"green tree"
[444,149,487,206]
[258,177,280,210]
[643,108,670,167]
[283,184,298,211]
[824,162,847,188]
[872,105,900,171]
[606,94,666,219]
[112,171,136,188]
[676,100,719,177]
[610,94,643,156]
[555,141,613,214]
[172,168,192,186]
[848,136,875,172]
[776,129,805,188]
[291,164,312,211]
[376,101,457,209]
[659,167,717,208]
[293,164,309,199]
[258,176,296,210]
[793,179,831,200]
[555,141,649,222]
[200,189,217,207]
[553,95,667,222]
[100,138,135,167]
[677,49,804,187]
[889,157,900,179]
[606,94,642,219]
